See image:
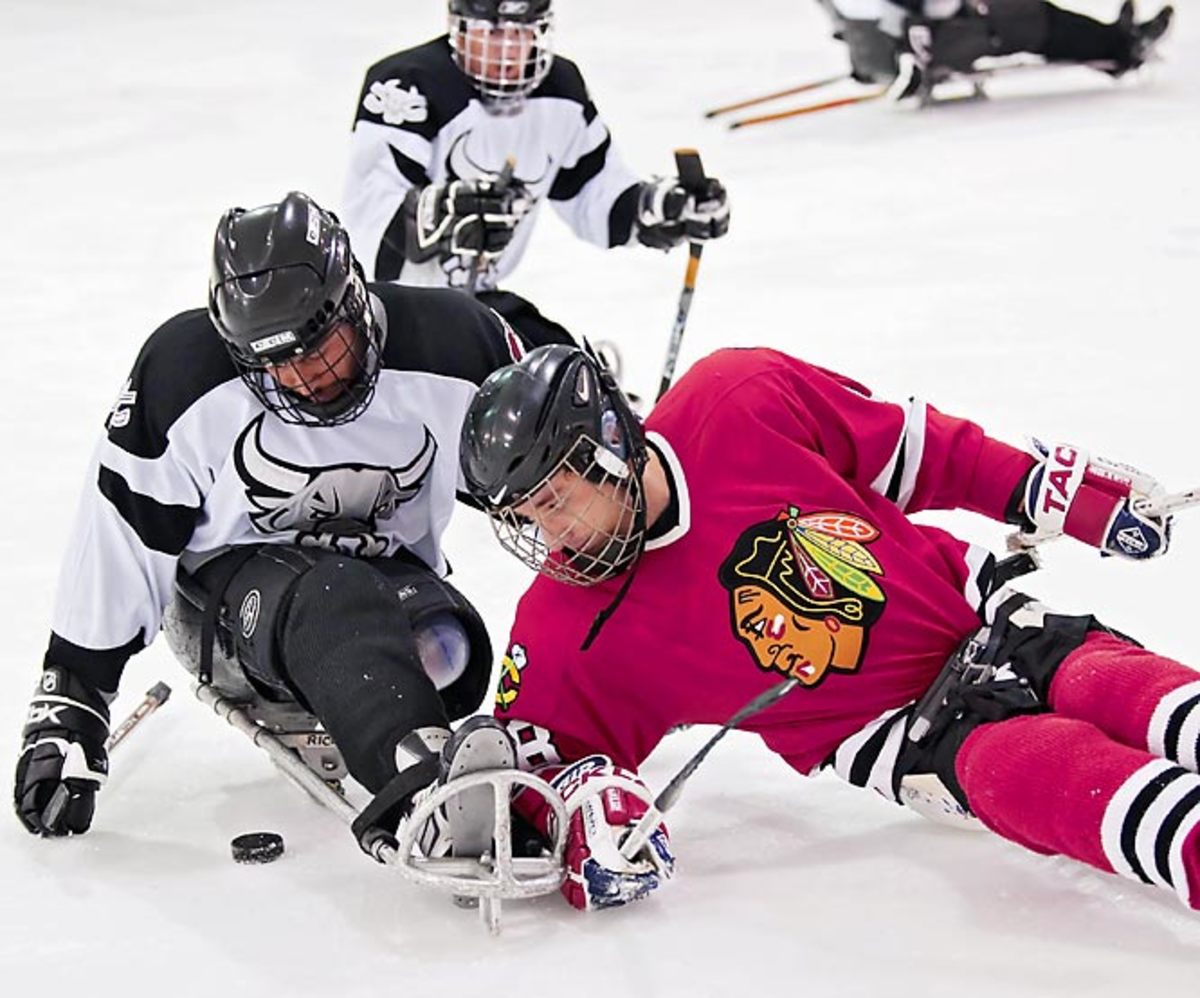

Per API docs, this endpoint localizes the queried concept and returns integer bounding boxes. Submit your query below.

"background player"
[14,192,523,853]
[458,343,1200,914]
[815,0,1173,91]
[341,0,729,350]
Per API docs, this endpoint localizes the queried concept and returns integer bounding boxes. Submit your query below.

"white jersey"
[341,36,642,291]
[47,284,523,689]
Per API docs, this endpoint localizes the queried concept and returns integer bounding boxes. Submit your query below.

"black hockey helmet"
[448,0,555,111]
[460,343,647,586]
[208,191,383,426]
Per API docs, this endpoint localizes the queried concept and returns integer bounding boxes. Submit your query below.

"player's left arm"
[489,627,674,911]
[765,354,1172,558]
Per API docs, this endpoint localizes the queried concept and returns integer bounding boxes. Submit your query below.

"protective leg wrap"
[281,556,450,793]
[1040,4,1127,64]
[1050,631,1200,773]
[957,714,1200,909]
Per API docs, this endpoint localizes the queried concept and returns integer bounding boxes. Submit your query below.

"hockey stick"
[703,74,850,118]
[728,88,888,130]
[41,681,174,829]
[466,155,516,297]
[194,682,566,934]
[655,148,707,402]
[620,676,800,861]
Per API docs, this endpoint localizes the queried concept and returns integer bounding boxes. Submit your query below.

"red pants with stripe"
[956,632,1200,909]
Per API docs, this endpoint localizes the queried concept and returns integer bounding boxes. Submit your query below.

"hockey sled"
[195,683,566,934]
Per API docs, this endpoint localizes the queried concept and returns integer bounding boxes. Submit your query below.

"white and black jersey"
[46,283,523,691]
[342,36,642,290]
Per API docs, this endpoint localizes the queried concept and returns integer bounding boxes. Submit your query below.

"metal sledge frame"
[194,682,567,934]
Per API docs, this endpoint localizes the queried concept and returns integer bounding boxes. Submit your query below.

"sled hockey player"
[341,0,729,353]
[458,343,1200,913]
[13,191,525,859]
[815,1,1173,94]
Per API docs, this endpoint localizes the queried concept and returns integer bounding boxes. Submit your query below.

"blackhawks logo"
[718,507,886,688]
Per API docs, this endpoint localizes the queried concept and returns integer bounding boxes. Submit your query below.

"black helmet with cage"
[460,343,647,585]
[448,0,555,111]
[208,191,383,426]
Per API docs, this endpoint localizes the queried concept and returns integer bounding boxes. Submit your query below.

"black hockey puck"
[230,832,285,864]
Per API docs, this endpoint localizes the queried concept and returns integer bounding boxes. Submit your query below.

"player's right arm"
[15,316,210,836]
[492,622,674,912]
[342,52,440,283]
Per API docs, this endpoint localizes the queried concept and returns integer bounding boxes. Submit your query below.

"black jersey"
[341,36,642,290]
[46,284,523,690]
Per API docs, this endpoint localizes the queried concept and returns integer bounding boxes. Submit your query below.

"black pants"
[175,546,491,792]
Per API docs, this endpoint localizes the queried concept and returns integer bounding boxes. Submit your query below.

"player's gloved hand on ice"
[13,666,111,836]
[1010,439,1172,560]
[548,755,675,911]
[636,174,730,250]
[408,174,531,262]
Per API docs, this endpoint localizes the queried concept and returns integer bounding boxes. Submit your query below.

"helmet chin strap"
[578,381,649,652]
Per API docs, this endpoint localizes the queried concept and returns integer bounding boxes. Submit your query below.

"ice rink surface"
[1,1,1197,993]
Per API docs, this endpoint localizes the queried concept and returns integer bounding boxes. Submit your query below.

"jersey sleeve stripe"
[97,466,199,556]
[549,131,612,202]
[388,143,432,189]
[868,397,927,511]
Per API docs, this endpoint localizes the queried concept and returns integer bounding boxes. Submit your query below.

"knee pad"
[373,558,493,721]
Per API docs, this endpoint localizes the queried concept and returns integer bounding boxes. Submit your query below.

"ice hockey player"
[458,343,1200,913]
[13,191,523,856]
[815,1,1173,93]
[341,0,729,350]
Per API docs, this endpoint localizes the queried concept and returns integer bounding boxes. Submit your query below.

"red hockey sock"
[1049,631,1200,771]
[957,714,1200,909]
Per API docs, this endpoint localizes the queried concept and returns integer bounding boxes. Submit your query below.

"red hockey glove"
[1013,440,1171,560]
[543,755,674,911]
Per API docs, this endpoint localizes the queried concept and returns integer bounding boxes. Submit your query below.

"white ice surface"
[1,1,1198,993]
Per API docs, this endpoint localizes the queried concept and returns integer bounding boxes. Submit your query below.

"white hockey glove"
[1010,440,1172,560]
[14,667,111,836]
[636,174,730,250]
[406,175,531,264]
[547,755,675,911]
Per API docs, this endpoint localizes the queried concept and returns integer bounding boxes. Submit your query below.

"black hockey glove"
[405,176,531,264]
[635,175,730,250]
[14,666,111,836]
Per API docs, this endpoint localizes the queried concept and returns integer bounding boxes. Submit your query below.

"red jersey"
[493,348,1035,776]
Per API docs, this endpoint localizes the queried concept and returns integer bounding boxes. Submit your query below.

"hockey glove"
[1012,440,1172,560]
[14,666,111,836]
[406,175,531,264]
[546,755,675,911]
[635,174,730,250]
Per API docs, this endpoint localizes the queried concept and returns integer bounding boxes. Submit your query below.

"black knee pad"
[371,558,493,721]
[280,555,464,792]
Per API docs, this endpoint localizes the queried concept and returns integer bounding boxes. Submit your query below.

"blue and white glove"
[549,755,675,911]
[1014,440,1172,560]
[13,667,111,836]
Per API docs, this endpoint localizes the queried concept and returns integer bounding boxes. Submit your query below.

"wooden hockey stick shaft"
[620,677,800,861]
[655,148,707,402]
[729,88,888,130]
[703,74,850,118]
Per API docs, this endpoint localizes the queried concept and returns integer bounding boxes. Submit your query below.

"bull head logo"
[233,414,437,557]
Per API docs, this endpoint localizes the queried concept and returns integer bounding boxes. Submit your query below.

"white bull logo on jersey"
[233,414,437,558]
